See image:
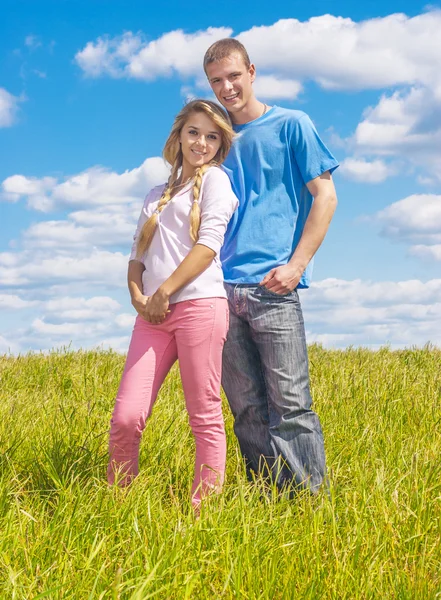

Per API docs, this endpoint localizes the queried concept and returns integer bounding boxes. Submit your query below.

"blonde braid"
[189,163,212,242]
[136,157,182,258]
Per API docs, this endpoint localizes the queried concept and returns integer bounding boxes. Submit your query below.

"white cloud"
[0,156,170,355]
[374,194,441,244]
[0,158,169,312]
[24,35,42,50]
[0,292,134,354]
[0,88,22,128]
[353,88,441,151]
[409,245,441,262]
[75,13,441,91]
[73,13,441,179]
[0,294,36,309]
[98,335,131,353]
[307,277,441,307]
[75,28,232,80]
[42,296,121,321]
[252,76,302,100]
[2,174,57,204]
[33,70,47,79]
[1,157,168,212]
[0,249,128,288]
[302,277,441,348]
[0,293,121,316]
[115,313,136,329]
[339,158,395,183]
[0,335,19,355]
[350,87,441,181]
[238,13,441,91]
[0,253,20,268]
[31,318,89,337]
[24,207,137,250]
[361,194,441,265]
[2,278,441,353]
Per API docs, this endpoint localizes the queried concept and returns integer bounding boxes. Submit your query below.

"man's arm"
[260,170,337,294]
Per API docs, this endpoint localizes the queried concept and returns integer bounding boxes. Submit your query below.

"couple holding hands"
[107,38,339,511]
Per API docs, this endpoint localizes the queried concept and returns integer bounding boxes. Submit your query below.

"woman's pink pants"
[107,298,228,507]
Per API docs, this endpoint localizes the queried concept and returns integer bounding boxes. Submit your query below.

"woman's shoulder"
[203,165,231,183]
[201,165,234,193]
[144,183,167,204]
[200,165,238,210]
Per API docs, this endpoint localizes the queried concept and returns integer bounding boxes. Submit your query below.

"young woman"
[107,100,238,511]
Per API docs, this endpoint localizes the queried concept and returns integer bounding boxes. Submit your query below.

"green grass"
[0,345,440,599]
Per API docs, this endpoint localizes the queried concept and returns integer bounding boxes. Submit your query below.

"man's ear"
[249,63,256,83]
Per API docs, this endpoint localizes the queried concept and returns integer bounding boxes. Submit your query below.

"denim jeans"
[221,283,326,493]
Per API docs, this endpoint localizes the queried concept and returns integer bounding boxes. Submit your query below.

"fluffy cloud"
[252,76,302,100]
[2,174,57,204]
[75,28,232,80]
[339,158,396,183]
[369,194,441,261]
[0,88,22,128]
[24,35,42,50]
[409,245,441,262]
[14,311,132,352]
[73,13,441,179]
[0,292,133,354]
[374,194,441,243]
[3,278,440,354]
[302,277,441,348]
[349,87,441,181]
[0,335,19,354]
[73,13,441,178]
[1,157,168,212]
[42,296,121,321]
[0,294,36,309]
[114,313,136,329]
[75,13,441,91]
[238,13,441,91]
[24,207,137,250]
[338,91,441,185]
[0,249,128,288]
[310,277,441,305]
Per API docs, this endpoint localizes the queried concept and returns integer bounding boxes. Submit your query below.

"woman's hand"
[131,293,149,319]
[144,287,170,324]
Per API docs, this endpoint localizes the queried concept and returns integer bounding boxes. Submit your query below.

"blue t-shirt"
[221,106,339,288]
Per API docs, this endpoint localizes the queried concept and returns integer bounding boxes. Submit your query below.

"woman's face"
[179,111,222,176]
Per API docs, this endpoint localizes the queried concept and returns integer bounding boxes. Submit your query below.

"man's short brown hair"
[203,38,251,73]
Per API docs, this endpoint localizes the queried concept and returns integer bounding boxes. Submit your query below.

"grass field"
[0,345,440,599]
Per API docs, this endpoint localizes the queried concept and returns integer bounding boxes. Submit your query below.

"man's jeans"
[221,283,326,493]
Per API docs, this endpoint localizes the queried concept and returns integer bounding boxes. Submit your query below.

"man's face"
[206,52,256,115]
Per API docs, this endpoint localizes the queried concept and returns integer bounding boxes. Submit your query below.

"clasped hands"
[131,263,302,323]
[132,288,170,325]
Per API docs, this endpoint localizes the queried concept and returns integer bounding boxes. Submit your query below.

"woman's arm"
[145,168,238,324]
[128,260,149,319]
[144,244,215,324]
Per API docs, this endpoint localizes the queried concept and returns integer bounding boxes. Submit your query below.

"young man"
[203,39,339,493]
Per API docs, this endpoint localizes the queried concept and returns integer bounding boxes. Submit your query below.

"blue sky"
[1,0,441,352]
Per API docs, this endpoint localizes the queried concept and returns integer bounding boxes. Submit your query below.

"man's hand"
[260,263,303,295]
[144,287,170,324]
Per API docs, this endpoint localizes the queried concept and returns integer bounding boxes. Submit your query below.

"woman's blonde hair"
[136,100,234,258]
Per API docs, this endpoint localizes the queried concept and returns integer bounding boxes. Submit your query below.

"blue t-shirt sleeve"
[291,114,339,184]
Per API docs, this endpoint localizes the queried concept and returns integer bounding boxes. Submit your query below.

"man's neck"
[230,97,268,126]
